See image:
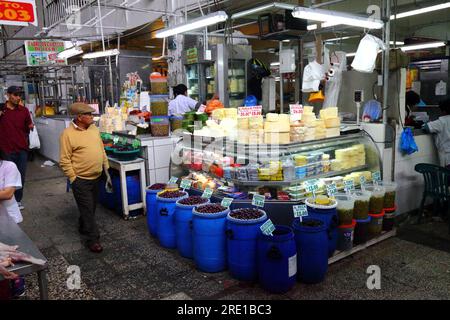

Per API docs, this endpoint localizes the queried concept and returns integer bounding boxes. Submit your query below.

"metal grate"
[43,0,92,27]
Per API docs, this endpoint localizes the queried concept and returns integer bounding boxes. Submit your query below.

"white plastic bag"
[351,34,385,73]
[29,127,40,149]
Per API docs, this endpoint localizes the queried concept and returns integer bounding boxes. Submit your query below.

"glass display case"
[170,131,381,225]
[185,64,200,101]
[228,59,247,108]
[205,63,216,101]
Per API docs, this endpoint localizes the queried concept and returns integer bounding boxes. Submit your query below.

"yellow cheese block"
[225,108,238,118]
[264,132,290,144]
[304,106,314,113]
[212,109,226,120]
[326,127,340,138]
[324,117,341,128]
[264,121,280,132]
[266,113,279,122]
[237,117,249,129]
[248,116,264,129]
[320,107,338,119]
[315,119,326,128]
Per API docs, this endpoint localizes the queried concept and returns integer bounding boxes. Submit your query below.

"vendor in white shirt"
[0,149,23,224]
[423,98,450,169]
[168,84,201,116]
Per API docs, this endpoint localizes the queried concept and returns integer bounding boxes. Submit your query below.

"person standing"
[59,103,112,253]
[168,84,201,116]
[0,86,33,210]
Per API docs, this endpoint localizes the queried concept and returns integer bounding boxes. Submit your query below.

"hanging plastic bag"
[400,127,418,155]
[362,100,382,121]
[29,127,40,149]
[351,34,386,73]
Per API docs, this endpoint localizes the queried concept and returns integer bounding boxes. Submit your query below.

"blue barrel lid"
[292,217,327,233]
[259,225,294,242]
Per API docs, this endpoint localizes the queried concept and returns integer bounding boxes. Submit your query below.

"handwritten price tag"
[289,104,304,121]
[372,171,381,183]
[293,205,308,218]
[221,197,233,207]
[305,180,319,193]
[168,176,178,184]
[252,194,265,208]
[238,106,262,117]
[326,183,337,197]
[260,219,275,236]
[180,179,192,190]
[344,180,355,192]
[360,176,367,188]
[201,187,213,199]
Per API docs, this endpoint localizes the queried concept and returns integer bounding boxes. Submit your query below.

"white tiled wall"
[141,137,179,186]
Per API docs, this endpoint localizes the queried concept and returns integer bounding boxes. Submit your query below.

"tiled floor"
[14,155,450,300]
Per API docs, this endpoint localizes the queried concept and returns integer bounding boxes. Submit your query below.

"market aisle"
[15,155,450,300]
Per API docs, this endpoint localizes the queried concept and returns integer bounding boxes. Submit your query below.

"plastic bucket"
[351,191,372,220]
[365,185,386,215]
[382,207,396,231]
[192,204,230,273]
[156,191,188,248]
[354,216,371,245]
[305,198,338,257]
[112,170,143,216]
[368,211,385,236]
[226,209,268,282]
[337,219,356,251]
[98,171,116,210]
[175,198,210,259]
[146,187,165,237]
[334,193,355,225]
[292,217,328,284]
[378,181,397,209]
[257,225,297,294]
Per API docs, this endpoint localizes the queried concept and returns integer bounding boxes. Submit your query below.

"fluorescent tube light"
[82,49,120,59]
[391,2,450,20]
[270,62,280,66]
[325,36,356,42]
[155,11,228,38]
[57,47,83,59]
[346,52,356,57]
[390,41,404,45]
[293,6,383,29]
[400,42,446,52]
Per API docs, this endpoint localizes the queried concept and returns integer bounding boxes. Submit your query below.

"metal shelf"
[231,165,368,187]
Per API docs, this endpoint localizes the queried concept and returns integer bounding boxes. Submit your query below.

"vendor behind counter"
[168,84,201,116]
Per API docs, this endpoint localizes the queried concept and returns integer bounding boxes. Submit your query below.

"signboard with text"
[238,106,262,117]
[25,40,67,66]
[0,0,37,26]
[289,104,303,121]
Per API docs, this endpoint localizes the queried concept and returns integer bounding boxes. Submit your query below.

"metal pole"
[279,41,283,113]
[382,0,390,124]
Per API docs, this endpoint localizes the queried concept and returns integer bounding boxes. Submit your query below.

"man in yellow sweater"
[60,103,112,253]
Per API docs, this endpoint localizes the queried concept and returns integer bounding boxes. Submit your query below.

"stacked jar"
[365,185,386,237]
[334,194,356,252]
[378,181,398,231]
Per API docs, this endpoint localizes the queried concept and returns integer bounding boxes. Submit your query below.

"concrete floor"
[15,155,450,300]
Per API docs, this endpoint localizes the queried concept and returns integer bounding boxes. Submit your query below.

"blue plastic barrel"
[226,209,268,281]
[146,187,166,237]
[305,198,338,257]
[192,204,230,273]
[156,191,188,248]
[98,172,115,210]
[257,225,297,294]
[175,198,210,259]
[293,217,329,284]
[112,170,142,216]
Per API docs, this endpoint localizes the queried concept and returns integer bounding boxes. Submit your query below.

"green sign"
[252,195,265,208]
[293,205,308,218]
[344,180,355,192]
[326,183,337,197]
[186,47,199,64]
[168,176,178,184]
[113,136,119,144]
[372,171,381,183]
[260,219,275,236]
[221,197,234,208]
[180,179,192,190]
[25,40,67,67]
[202,187,213,199]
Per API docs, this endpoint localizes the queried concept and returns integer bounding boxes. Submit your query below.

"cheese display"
[324,117,341,128]
[264,132,290,144]
[326,127,340,138]
[248,116,264,129]
[266,113,279,122]
[334,144,366,170]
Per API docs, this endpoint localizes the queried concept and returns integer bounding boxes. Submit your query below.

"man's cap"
[69,103,95,115]
[7,86,23,95]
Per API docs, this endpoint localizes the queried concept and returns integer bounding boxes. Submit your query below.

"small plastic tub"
[351,190,372,220]
[368,211,385,236]
[337,219,356,251]
[354,216,371,245]
[382,207,396,231]
[378,181,397,209]
[365,185,386,214]
[334,193,355,225]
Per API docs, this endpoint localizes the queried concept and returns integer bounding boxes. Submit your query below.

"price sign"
[0,0,38,27]
[201,187,213,199]
[344,180,355,192]
[221,197,233,208]
[293,205,308,218]
[252,194,265,208]
[113,136,119,144]
[180,179,192,190]
[326,183,337,197]
[238,106,262,117]
[305,180,319,193]
[168,176,178,184]
[260,219,275,236]
[289,104,304,121]
[360,176,367,188]
[372,171,381,184]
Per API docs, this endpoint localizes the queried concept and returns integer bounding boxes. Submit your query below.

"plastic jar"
[150,75,168,94]
[351,190,372,220]
[334,193,355,225]
[378,181,397,209]
[151,116,170,136]
[150,95,168,116]
[365,185,386,214]
[170,115,184,131]
[383,207,396,231]
[368,211,385,236]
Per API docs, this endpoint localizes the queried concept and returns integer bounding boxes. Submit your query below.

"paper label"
[289,104,303,121]
[221,197,233,207]
[168,176,178,184]
[344,180,355,192]
[372,171,381,183]
[201,187,213,199]
[180,179,192,190]
[293,205,308,218]
[326,183,337,197]
[260,219,275,236]
[360,176,366,187]
[305,180,319,193]
[288,254,297,278]
[252,194,265,208]
[238,106,262,117]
